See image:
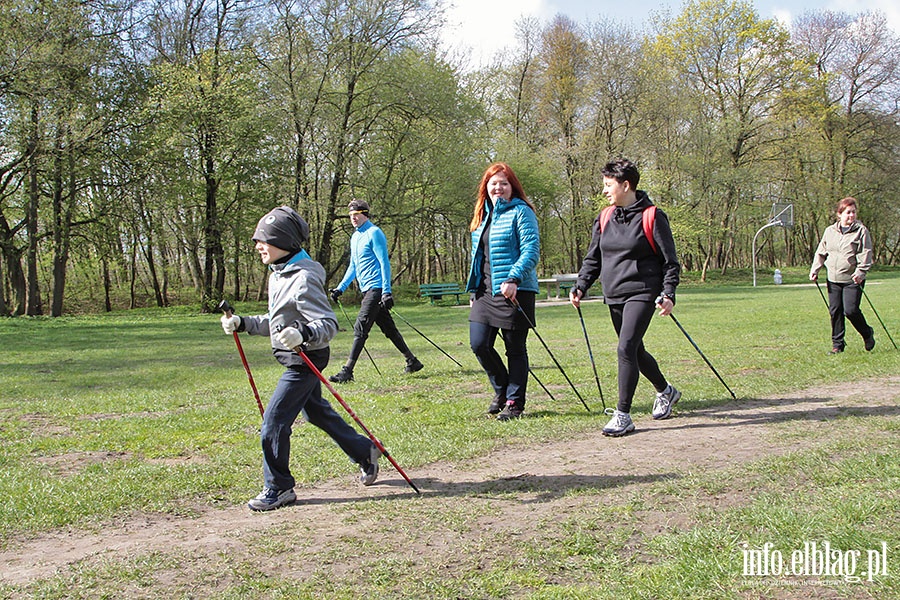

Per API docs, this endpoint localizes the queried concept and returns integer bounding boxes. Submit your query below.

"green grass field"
[1,272,898,598]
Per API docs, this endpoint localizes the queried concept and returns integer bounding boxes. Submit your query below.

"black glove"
[330,288,342,303]
[380,292,394,310]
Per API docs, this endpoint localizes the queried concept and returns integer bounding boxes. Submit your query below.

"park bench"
[419,282,465,305]
[539,273,580,299]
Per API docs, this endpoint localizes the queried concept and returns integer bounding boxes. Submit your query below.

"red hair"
[836,197,857,215]
[469,163,535,231]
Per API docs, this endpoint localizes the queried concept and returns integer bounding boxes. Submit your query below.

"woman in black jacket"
[570,159,682,437]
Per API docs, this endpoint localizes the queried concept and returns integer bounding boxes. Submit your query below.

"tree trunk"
[0,256,7,317]
[25,103,43,316]
[102,256,112,312]
[50,126,75,317]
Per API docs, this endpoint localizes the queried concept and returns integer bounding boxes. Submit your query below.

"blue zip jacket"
[336,220,392,294]
[466,197,540,294]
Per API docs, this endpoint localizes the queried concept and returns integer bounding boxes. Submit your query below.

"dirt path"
[2,377,898,591]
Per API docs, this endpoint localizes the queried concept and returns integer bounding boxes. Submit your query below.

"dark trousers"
[469,322,529,408]
[349,288,411,362]
[827,280,872,350]
[262,361,372,491]
[608,300,667,414]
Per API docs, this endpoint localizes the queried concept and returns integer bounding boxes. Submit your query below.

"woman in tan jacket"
[809,197,875,354]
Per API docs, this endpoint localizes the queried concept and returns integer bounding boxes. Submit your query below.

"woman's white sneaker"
[602,410,635,437]
[652,384,681,420]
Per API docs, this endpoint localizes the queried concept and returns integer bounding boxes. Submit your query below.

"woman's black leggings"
[608,300,668,413]
[827,280,872,350]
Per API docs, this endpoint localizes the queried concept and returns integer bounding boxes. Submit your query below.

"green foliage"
[1,0,898,319]
[1,280,899,596]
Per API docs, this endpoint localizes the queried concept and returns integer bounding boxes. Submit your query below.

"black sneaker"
[865,331,875,352]
[828,346,844,355]
[329,366,354,383]
[487,395,505,415]
[497,402,523,421]
[405,357,424,373]
[359,445,381,486]
[248,487,296,511]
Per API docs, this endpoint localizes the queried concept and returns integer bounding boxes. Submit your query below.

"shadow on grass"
[669,395,900,430]
[290,472,679,506]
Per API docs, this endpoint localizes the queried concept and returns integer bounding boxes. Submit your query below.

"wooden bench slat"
[419,283,464,305]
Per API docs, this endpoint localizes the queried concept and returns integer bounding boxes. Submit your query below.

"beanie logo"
[265,216,276,225]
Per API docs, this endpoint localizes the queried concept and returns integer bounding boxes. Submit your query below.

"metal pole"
[511,300,591,413]
[218,300,265,418]
[814,279,830,311]
[862,287,898,350]
[663,305,737,399]
[528,368,556,402]
[576,305,606,411]
[282,338,420,495]
[390,308,463,368]
[336,299,381,375]
[752,221,780,287]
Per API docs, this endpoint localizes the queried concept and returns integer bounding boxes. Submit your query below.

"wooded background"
[1,0,898,316]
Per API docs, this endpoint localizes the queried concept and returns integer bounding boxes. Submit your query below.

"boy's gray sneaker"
[602,410,635,437]
[497,401,524,421]
[487,395,505,415]
[652,384,681,420]
[360,445,381,486]
[248,487,296,512]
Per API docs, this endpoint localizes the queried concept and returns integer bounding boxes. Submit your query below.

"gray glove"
[380,293,394,310]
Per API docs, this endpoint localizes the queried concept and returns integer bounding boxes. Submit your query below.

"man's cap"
[252,206,310,251]
[347,199,370,214]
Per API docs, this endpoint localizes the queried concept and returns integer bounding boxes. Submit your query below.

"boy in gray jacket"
[221,206,380,511]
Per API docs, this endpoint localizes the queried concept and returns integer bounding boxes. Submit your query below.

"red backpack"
[598,205,658,254]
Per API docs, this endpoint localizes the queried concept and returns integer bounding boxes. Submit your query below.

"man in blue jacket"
[328,200,423,383]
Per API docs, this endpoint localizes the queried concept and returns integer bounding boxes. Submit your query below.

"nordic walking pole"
[336,299,382,375]
[528,368,557,402]
[862,287,898,350]
[276,327,421,495]
[217,300,265,418]
[390,308,464,369]
[656,296,736,399]
[511,299,591,413]
[576,305,606,411]
[814,279,830,311]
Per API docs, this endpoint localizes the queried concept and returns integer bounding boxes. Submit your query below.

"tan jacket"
[810,221,873,283]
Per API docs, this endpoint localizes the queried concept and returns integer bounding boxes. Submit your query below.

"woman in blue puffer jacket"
[466,162,540,421]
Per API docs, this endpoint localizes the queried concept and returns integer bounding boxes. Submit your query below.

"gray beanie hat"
[252,206,310,252]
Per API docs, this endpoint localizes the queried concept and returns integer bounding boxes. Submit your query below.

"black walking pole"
[576,305,607,411]
[337,299,382,375]
[528,368,557,402]
[862,287,898,350]
[390,308,464,368]
[814,279,830,311]
[657,297,736,399]
[510,299,591,413]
